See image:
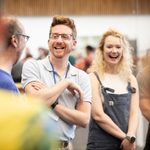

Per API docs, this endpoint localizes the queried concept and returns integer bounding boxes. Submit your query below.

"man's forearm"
[54,102,91,127]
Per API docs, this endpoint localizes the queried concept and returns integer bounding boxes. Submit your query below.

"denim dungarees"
[87,72,136,150]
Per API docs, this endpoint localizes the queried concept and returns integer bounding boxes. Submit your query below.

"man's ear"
[11,35,18,48]
[72,40,77,50]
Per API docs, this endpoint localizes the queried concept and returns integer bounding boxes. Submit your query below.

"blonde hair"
[89,28,133,81]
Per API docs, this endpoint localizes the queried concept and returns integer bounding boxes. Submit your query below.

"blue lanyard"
[50,62,70,84]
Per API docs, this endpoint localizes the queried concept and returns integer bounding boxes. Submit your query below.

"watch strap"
[125,136,131,142]
[51,98,59,109]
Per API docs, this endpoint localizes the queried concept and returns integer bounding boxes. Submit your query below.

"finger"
[67,88,75,95]
[76,90,84,100]
[71,90,76,95]
[32,82,46,88]
[32,85,41,90]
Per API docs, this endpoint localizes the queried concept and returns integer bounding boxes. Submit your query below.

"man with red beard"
[21,15,91,150]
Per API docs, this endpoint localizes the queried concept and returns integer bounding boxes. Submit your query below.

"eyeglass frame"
[15,33,30,42]
[50,33,74,41]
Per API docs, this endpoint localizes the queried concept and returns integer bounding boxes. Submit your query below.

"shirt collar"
[41,55,53,72]
[41,56,77,76]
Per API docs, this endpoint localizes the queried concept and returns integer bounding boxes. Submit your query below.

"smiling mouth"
[54,47,65,50]
[109,55,119,59]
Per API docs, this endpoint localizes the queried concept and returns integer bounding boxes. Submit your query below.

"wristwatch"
[125,136,136,143]
[51,99,59,109]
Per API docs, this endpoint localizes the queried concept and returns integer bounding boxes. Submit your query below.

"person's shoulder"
[88,72,95,78]
[88,72,101,84]
[23,58,37,65]
[129,74,139,88]
[71,64,80,70]
[141,66,149,74]
[0,69,10,76]
[22,58,40,72]
[24,58,46,67]
[72,65,87,74]
[130,74,137,82]
[137,67,149,82]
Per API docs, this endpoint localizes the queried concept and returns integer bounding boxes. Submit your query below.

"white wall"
[18,15,150,58]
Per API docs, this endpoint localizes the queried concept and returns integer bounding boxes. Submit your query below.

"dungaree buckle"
[60,140,69,148]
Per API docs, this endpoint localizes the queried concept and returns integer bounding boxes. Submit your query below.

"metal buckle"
[60,141,69,148]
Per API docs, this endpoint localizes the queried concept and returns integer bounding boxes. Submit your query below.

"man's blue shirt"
[0,69,19,93]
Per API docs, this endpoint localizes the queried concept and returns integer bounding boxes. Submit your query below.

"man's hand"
[120,138,136,150]
[66,79,84,100]
[31,81,47,90]
[29,79,84,105]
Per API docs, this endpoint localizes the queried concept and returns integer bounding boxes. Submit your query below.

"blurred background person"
[69,54,76,66]
[137,48,150,71]
[75,45,95,72]
[87,29,139,150]
[0,16,29,93]
[11,47,33,83]
[0,90,58,150]
[137,48,150,150]
[37,47,49,60]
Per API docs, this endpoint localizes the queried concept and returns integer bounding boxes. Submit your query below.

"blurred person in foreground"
[0,0,5,52]
[137,48,150,150]
[87,28,139,150]
[22,15,91,150]
[0,16,29,93]
[0,89,58,150]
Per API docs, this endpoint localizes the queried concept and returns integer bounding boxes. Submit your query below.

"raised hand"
[31,81,47,90]
[66,79,84,101]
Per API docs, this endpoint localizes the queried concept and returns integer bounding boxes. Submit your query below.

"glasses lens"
[16,33,30,42]
[51,33,72,40]
[24,35,29,42]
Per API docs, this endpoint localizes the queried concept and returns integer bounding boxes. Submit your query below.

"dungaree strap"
[93,71,102,86]
[93,71,114,93]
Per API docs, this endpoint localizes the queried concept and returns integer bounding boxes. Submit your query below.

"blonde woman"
[87,29,139,150]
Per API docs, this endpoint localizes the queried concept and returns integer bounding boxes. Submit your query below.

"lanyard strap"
[50,62,70,84]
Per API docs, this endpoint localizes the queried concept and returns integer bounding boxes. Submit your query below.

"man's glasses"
[50,33,73,41]
[16,33,30,42]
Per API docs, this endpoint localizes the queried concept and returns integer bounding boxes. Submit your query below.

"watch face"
[130,137,136,143]
[125,136,136,143]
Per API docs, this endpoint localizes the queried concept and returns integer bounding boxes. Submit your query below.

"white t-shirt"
[102,73,128,94]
